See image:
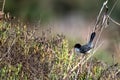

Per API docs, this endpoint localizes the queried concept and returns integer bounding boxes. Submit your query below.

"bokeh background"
[2,0,120,64]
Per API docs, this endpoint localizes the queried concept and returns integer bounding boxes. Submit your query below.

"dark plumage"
[74,32,96,54]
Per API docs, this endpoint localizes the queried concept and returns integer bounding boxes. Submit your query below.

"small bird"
[74,32,96,54]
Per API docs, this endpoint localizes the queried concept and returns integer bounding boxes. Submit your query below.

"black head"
[74,43,81,48]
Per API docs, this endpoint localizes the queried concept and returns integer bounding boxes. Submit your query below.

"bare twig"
[108,0,119,16]
[108,16,120,26]
[81,41,104,66]
[2,0,6,12]
[107,0,120,26]
[75,67,80,80]
[93,41,104,53]
[63,56,86,80]
[93,0,108,31]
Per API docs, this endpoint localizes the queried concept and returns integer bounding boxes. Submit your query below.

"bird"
[74,32,96,54]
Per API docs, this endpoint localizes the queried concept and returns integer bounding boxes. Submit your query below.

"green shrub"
[0,21,120,80]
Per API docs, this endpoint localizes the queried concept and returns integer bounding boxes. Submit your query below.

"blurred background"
[2,0,120,64]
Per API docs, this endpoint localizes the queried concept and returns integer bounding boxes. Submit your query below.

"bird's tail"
[88,32,96,43]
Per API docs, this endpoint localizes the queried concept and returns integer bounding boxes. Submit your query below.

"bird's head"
[74,43,81,53]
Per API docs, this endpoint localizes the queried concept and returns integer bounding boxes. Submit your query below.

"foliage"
[0,21,120,80]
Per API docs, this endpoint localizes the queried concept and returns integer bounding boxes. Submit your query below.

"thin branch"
[2,0,6,12]
[75,67,80,80]
[81,41,104,66]
[63,56,86,80]
[108,0,119,16]
[108,16,120,26]
[93,41,104,53]
[93,0,108,31]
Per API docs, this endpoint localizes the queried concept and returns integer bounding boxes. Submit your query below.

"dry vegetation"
[0,20,120,80]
